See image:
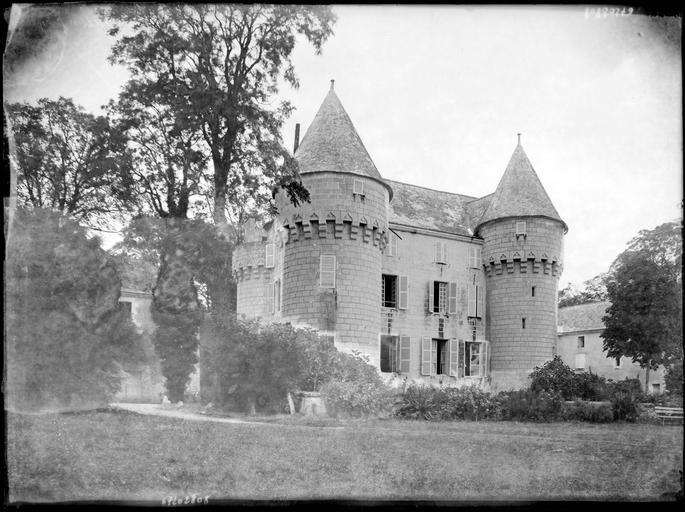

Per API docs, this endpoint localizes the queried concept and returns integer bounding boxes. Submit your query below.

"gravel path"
[110,402,282,427]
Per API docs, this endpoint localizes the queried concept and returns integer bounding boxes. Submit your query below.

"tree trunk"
[645,366,651,392]
[287,392,296,415]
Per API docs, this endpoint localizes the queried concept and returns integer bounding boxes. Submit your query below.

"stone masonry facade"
[232,83,567,390]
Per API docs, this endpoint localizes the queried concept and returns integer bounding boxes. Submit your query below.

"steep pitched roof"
[295,84,384,182]
[557,301,611,333]
[387,180,478,237]
[475,143,566,232]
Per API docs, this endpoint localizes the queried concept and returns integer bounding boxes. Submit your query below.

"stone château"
[232,81,567,390]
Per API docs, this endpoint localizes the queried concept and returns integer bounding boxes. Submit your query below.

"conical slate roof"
[295,83,384,182]
[475,143,567,232]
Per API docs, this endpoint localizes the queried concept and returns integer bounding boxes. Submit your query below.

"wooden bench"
[654,406,684,425]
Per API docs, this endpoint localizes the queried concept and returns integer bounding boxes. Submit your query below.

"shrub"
[394,384,440,420]
[320,380,395,418]
[560,401,614,423]
[529,356,578,400]
[497,389,563,422]
[574,371,610,401]
[437,385,502,421]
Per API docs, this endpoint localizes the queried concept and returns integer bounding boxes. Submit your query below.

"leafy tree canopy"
[6,208,144,410]
[6,97,135,228]
[601,220,683,374]
[558,273,608,308]
[101,4,336,229]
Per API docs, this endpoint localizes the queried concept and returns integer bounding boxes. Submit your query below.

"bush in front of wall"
[320,379,395,418]
[560,400,614,423]
[497,389,564,422]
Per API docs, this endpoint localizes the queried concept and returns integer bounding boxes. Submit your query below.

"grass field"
[6,409,683,502]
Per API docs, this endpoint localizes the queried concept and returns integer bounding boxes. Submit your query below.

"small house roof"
[557,301,611,333]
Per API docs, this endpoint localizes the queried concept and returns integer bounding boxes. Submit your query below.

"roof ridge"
[385,178,479,200]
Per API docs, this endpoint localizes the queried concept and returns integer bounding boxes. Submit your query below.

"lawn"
[6,409,683,503]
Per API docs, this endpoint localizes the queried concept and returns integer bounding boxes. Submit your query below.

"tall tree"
[108,78,211,402]
[6,97,135,228]
[102,4,335,232]
[602,220,683,390]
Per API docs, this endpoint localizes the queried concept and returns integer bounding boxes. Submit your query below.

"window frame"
[353,178,365,196]
[469,246,481,269]
[515,221,527,237]
[380,335,399,373]
[319,255,336,288]
[382,274,398,309]
[577,336,585,349]
[265,243,275,268]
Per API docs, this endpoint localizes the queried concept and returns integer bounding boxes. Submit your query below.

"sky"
[4,5,682,289]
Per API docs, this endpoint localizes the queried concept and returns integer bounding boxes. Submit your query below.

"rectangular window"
[577,336,585,349]
[119,300,132,320]
[274,280,281,312]
[531,286,536,297]
[468,284,484,318]
[430,281,448,313]
[382,274,398,308]
[320,255,336,288]
[465,342,481,377]
[265,243,275,268]
[398,275,408,310]
[388,233,398,257]
[438,318,445,339]
[469,246,481,269]
[380,335,398,373]
[575,353,586,370]
[522,317,526,329]
[353,178,364,196]
[516,221,527,236]
[651,383,661,394]
[435,241,448,264]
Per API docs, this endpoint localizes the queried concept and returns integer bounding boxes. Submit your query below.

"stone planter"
[298,391,328,417]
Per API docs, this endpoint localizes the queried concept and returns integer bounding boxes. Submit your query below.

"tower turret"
[475,140,567,390]
[275,82,393,362]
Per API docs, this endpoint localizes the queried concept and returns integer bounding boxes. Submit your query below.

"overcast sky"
[5,5,682,289]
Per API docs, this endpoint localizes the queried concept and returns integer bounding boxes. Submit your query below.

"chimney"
[293,123,300,154]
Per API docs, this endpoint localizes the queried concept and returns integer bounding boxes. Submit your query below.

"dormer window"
[515,221,527,238]
[353,178,365,197]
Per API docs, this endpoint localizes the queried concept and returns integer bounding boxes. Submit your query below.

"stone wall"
[480,217,565,390]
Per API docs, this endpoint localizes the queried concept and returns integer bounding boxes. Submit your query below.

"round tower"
[475,140,566,390]
[276,81,392,364]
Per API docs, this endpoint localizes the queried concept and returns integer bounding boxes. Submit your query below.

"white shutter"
[434,242,442,263]
[390,338,398,373]
[399,335,411,373]
[274,280,280,312]
[448,282,458,315]
[353,178,364,195]
[467,283,476,317]
[421,336,432,376]
[389,234,398,257]
[477,285,485,319]
[516,221,527,236]
[441,242,448,264]
[320,255,336,288]
[265,283,274,313]
[427,281,434,313]
[449,339,459,377]
[575,353,586,370]
[482,341,489,377]
[458,339,465,378]
[265,243,275,268]
[398,276,408,310]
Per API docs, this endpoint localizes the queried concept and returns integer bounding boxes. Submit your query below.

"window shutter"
[389,234,398,257]
[449,339,459,377]
[448,282,458,315]
[320,255,336,288]
[399,335,411,373]
[427,281,434,313]
[516,221,527,236]
[353,178,364,195]
[265,243,275,268]
[265,283,274,313]
[434,242,441,263]
[467,284,476,317]
[274,280,280,312]
[442,243,448,264]
[398,276,408,310]
[482,342,489,377]
[458,340,465,378]
[421,336,432,376]
[477,285,485,319]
